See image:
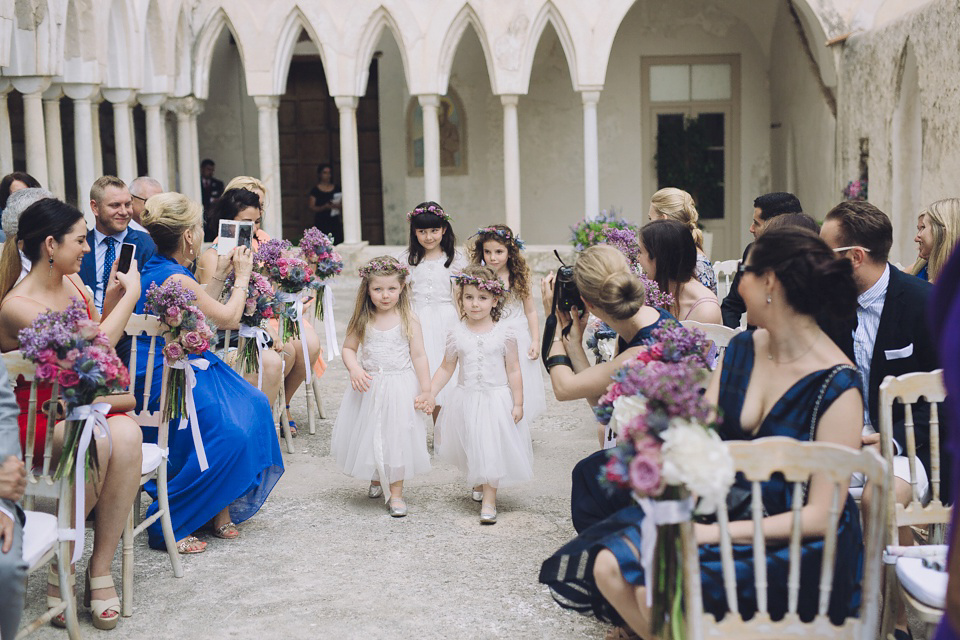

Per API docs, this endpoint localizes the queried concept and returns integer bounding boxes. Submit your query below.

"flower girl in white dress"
[398,201,466,422]
[426,265,534,524]
[330,256,433,517]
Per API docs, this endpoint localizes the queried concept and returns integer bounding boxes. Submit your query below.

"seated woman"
[909,198,960,283]
[128,192,283,552]
[195,188,286,407]
[541,228,864,639]
[541,245,677,532]
[637,219,722,324]
[0,198,143,631]
[648,187,716,295]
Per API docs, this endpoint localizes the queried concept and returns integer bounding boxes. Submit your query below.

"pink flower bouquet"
[299,227,343,321]
[255,239,316,342]
[223,271,288,377]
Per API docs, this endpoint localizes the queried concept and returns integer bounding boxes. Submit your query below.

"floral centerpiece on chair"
[254,238,316,343]
[224,270,286,388]
[299,226,343,321]
[595,325,733,640]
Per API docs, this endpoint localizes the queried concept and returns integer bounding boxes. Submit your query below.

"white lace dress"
[435,322,534,488]
[330,323,431,499]
[500,295,547,422]
[399,249,466,405]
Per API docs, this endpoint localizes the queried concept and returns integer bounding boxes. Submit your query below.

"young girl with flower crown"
[330,256,433,517]
[398,201,465,422]
[470,224,546,422]
[426,265,534,524]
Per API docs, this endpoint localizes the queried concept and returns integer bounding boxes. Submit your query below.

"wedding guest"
[130,192,283,552]
[0,172,40,214]
[128,176,164,233]
[721,192,802,329]
[541,245,676,532]
[0,198,143,631]
[0,357,26,640]
[79,176,157,315]
[542,228,865,638]
[637,219,721,323]
[200,159,224,241]
[307,163,343,245]
[0,187,54,288]
[647,187,716,295]
[760,212,820,235]
[909,198,960,283]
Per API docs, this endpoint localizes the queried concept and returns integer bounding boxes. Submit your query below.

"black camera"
[554,264,582,312]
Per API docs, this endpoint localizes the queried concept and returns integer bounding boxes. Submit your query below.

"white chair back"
[683,437,888,640]
[680,320,739,364]
[712,259,740,302]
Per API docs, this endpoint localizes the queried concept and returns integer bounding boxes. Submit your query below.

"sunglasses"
[832,246,872,254]
[131,195,147,204]
[737,263,761,275]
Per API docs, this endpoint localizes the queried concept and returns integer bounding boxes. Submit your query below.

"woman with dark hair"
[542,228,866,639]
[0,172,41,212]
[0,198,143,631]
[307,163,342,244]
[637,219,721,323]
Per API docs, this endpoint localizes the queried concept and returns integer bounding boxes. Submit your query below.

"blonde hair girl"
[910,198,960,283]
[648,187,717,295]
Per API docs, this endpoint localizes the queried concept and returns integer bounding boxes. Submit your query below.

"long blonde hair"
[346,256,414,344]
[573,245,647,320]
[911,198,960,283]
[650,187,703,250]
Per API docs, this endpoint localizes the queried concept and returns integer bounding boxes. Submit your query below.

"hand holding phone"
[117,242,136,274]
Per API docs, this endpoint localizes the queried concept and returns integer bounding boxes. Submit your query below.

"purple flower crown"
[358,258,410,279]
[451,272,506,296]
[476,226,525,250]
[407,203,451,222]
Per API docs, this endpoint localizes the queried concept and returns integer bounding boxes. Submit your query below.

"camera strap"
[541,250,566,368]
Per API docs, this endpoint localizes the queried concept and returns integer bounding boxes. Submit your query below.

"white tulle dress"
[399,250,466,405]
[330,323,431,500]
[500,295,547,422]
[435,322,534,488]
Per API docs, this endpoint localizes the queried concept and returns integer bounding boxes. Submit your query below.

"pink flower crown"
[476,226,526,250]
[451,272,506,296]
[358,259,410,279]
[407,203,452,222]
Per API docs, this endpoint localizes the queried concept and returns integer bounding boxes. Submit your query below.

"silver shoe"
[471,489,483,503]
[479,509,497,524]
[368,483,383,499]
[388,498,408,518]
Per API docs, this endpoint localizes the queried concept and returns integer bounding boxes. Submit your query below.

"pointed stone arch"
[193,7,245,100]
[437,3,498,95]
[891,38,923,263]
[173,8,191,96]
[352,6,414,96]
[520,1,579,92]
[141,0,168,91]
[272,5,333,96]
[105,0,139,87]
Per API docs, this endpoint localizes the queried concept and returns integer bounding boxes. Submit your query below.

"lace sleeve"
[451,250,468,273]
[502,327,520,361]
[443,327,459,365]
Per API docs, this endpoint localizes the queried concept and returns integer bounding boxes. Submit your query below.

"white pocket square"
[885,343,914,360]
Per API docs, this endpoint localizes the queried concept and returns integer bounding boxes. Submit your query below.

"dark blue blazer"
[79,227,157,296]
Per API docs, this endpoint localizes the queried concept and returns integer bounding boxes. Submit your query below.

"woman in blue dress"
[541,228,866,637]
[122,192,283,554]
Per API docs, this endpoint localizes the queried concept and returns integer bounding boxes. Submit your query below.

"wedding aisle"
[21,273,607,639]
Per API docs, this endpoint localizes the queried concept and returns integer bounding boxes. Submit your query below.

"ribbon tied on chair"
[277,290,313,384]
[64,402,111,564]
[168,358,210,472]
[321,284,339,359]
[636,495,695,606]
[238,324,271,390]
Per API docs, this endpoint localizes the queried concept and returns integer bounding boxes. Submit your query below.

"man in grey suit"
[0,358,26,640]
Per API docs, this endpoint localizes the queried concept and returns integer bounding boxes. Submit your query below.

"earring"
[766,295,772,304]
[48,256,54,277]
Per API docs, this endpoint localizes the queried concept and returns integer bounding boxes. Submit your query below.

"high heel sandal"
[47,565,75,629]
[284,404,299,437]
[84,568,121,631]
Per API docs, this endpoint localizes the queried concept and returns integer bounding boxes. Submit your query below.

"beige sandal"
[213,522,240,539]
[47,565,75,629]
[84,569,120,630]
[177,536,207,554]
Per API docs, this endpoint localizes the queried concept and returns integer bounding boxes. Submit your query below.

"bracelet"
[545,355,573,372]
[232,285,246,291]
[212,275,225,283]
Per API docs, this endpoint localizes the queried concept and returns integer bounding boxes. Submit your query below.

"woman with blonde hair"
[648,187,716,295]
[910,198,960,283]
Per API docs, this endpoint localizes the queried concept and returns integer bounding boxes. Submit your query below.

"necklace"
[767,331,820,364]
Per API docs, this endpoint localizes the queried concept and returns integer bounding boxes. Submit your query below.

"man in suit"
[79,176,156,315]
[200,159,224,242]
[820,201,943,514]
[721,192,803,328]
[127,176,164,234]
[0,357,27,639]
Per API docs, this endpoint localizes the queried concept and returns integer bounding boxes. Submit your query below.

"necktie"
[102,237,117,294]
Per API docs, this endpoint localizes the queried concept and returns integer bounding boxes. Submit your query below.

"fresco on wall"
[407,89,467,176]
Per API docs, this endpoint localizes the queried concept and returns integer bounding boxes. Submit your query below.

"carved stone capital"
[252,95,280,111]
[167,95,204,118]
[62,83,100,102]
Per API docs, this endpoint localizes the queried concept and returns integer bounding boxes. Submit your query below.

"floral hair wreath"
[476,226,526,250]
[451,272,507,297]
[406,203,452,222]
[358,258,410,279]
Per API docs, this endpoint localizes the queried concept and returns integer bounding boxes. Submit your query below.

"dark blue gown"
[119,255,284,548]
[540,331,865,626]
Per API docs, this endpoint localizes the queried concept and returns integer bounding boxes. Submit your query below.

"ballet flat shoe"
[388,498,408,517]
[480,509,497,525]
[471,489,483,503]
[368,483,383,499]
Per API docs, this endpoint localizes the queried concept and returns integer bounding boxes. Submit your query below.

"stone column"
[418,94,441,203]
[42,85,66,199]
[581,91,601,220]
[12,76,52,188]
[63,83,100,225]
[91,93,104,178]
[139,93,168,186]
[253,95,283,240]
[168,96,203,201]
[335,96,362,244]
[0,80,13,175]
[103,89,137,183]
[500,94,521,235]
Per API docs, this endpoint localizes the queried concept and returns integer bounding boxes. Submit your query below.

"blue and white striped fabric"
[852,263,890,431]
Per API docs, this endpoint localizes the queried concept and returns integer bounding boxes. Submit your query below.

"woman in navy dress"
[541,229,866,637]
[123,192,283,554]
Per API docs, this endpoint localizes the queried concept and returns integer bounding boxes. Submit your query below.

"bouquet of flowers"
[585,316,619,364]
[255,239,316,343]
[224,271,287,380]
[299,227,343,321]
[569,209,639,251]
[842,178,868,201]
[596,328,733,640]
[18,299,130,481]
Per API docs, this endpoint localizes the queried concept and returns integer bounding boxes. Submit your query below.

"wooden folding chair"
[683,437,888,639]
[878,370,949,639]
[120,314,183,617]
[4,352,82,639]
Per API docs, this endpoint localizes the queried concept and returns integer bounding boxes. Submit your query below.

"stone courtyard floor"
[22,273,608,639]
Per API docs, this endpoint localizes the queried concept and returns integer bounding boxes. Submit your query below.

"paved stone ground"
[21,274,609,639]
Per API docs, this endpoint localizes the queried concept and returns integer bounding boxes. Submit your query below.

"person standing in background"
[200,159,225,242]
[307,163,343,245]
[128,176,164,234]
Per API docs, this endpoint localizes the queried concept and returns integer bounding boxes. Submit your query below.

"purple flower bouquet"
[299,227,343,321]
[18,299,130,481]
[255,239,316,343]
[224,271,287,380]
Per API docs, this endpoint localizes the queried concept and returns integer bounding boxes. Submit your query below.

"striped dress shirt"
[852,264,890,433]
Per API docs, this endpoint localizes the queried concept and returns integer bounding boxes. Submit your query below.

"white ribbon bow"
[238,325,271,390]
[635,495,695,606]
[169,358,211,472]
[321,284,340,359]
[65,402,111,564]
[277,290,312,384]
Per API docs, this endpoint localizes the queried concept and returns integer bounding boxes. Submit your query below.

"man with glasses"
[128,176,163,233]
